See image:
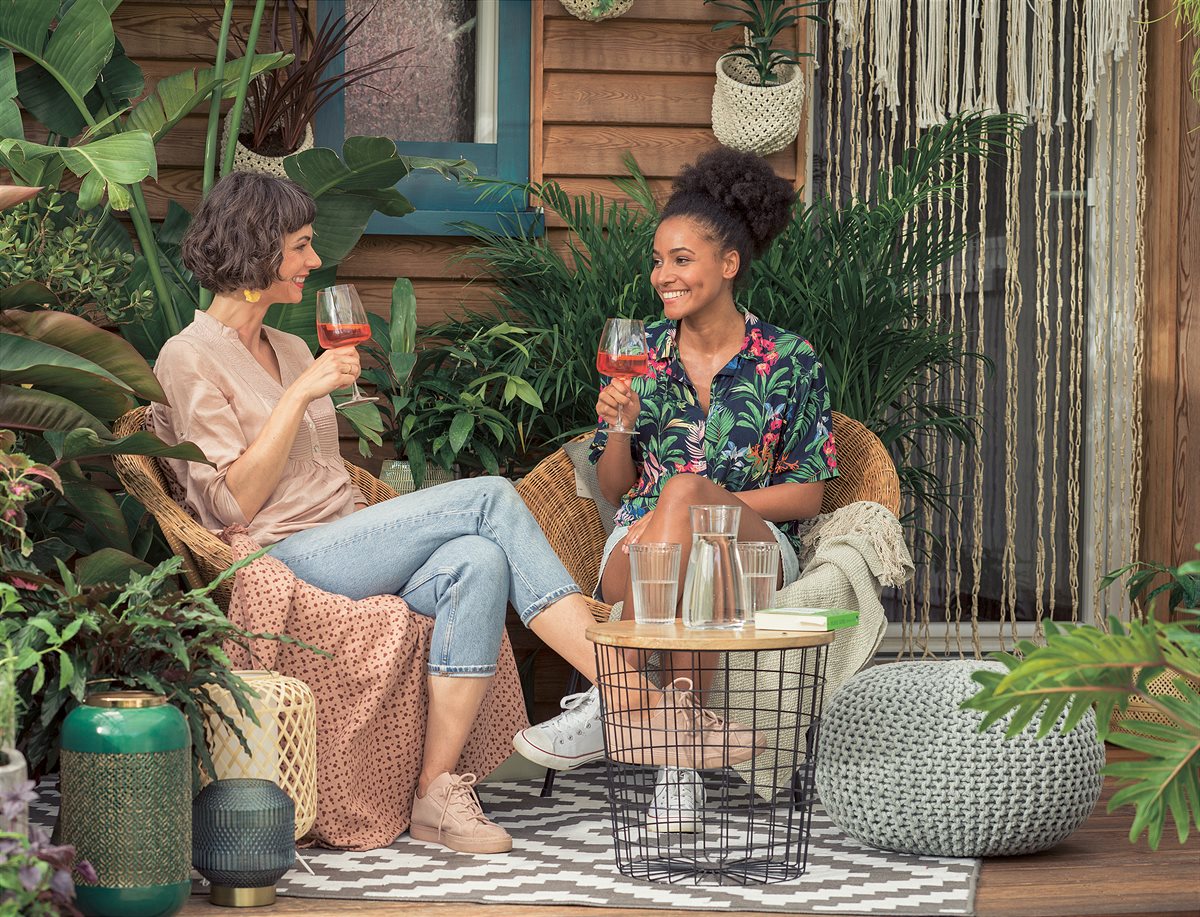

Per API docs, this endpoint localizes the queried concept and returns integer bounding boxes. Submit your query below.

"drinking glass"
[596,318,648,433]
[629,542,681,625]
[737,541,781,621]
[681,505,747,629]
[315,284,378,408]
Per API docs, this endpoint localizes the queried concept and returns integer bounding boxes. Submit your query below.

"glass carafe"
[681,505,747,629]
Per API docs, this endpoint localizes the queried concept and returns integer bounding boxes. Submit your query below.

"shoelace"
[549,688,599,735]
[434,773,492,832]
[666,677,731,734]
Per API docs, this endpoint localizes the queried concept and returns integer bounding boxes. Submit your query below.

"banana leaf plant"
[0,0,291,346]
[0,308,207,575]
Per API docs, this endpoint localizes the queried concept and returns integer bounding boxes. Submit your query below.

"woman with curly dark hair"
[153,172,746,854]
[513,148,838,832]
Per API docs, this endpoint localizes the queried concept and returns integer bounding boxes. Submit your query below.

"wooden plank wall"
[1141,2,1199,574]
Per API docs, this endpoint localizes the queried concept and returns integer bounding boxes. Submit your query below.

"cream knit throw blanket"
[711,501,914,798]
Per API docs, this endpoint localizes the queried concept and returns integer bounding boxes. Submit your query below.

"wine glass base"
[336,396,380,408]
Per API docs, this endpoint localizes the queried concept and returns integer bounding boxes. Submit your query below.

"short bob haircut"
[181,172,316,294]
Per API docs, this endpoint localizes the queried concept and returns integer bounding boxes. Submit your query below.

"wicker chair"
[111,406,615,624]
[516,410,900,796]
[515,410,901,599]
[111,406,401,610]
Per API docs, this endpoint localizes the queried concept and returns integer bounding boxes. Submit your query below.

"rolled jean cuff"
[518,583,582,627]
[427,663,498,677]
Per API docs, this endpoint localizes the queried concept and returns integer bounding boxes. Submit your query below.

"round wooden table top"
[585,620,835,651]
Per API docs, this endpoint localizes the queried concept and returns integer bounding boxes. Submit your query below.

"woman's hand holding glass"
[596,318,647,433]
[316,283,378,408]
[293,346,361,404]
[596,378,641,434]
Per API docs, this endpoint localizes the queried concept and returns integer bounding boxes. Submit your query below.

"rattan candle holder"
[202,672,317,840]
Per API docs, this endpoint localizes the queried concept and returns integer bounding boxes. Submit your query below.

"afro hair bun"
[667,147,795,256]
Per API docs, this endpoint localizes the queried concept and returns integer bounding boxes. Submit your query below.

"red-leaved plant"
[221,0,407,156]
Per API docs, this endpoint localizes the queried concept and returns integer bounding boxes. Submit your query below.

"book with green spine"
[752,607,860,632]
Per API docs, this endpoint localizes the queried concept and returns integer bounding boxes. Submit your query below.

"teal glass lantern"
[193,778,295,907]
[59,691,192,917]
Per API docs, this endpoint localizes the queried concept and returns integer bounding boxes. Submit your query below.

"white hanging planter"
[557,0,634,22]
[0,748,28,836]
[711,53,805,156]
[221,117,315,179]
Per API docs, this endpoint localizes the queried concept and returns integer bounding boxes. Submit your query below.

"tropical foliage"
[449,112,1019,517]
[963,547,1200,850]
[0,310,205,576]
[357,279,539,484]
[0,190,151,326]
[0,823,94,917]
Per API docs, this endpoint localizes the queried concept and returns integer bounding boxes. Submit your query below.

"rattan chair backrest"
[111,406,397,609]
[515,411,900,598]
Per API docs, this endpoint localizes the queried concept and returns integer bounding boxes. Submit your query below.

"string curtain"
[813,0,1148,654]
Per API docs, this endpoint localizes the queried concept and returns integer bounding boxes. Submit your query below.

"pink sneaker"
[409,773,512,854]
[605,677,765,769]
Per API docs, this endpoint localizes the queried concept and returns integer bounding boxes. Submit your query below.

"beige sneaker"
[605,677,765,769]
[409,773,512,854]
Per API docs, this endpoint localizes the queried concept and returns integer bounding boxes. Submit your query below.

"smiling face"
[650,216,739,321]
[258,224,321,305]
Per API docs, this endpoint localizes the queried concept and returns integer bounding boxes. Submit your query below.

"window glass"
[344,0,481,144]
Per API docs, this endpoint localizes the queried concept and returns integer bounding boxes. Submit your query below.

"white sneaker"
[646,767,705,833]
[512,686,604,770]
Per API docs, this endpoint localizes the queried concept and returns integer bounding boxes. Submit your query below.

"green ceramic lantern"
[59,691,192,917]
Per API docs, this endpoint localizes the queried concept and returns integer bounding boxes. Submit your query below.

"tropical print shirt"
[590,311,838,552]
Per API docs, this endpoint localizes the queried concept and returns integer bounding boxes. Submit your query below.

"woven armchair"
[112,406,614,625]
[111,406,400,609]
[515,410,901,599]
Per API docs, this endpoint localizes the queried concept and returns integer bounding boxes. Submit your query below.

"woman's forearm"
[736,480,825,523]
[224,389,311,520]
[596,434,638,505]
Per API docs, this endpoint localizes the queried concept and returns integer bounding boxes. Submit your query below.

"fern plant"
[962,546,1200,849]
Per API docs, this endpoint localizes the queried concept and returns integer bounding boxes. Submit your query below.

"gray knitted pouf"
[815,660,1105,857]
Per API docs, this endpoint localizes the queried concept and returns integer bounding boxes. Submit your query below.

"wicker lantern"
[202,672,317,841]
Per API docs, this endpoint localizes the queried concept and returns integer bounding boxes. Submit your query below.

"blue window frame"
[315,0,537,236]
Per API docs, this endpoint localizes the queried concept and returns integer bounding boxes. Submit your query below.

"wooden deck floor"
[181,748,1200,917]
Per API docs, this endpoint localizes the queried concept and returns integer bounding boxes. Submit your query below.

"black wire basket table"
[586,621,831,886]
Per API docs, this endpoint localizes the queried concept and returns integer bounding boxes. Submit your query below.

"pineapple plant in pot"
[707,0,823,156]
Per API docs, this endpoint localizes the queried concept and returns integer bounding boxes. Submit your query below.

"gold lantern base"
[211,885,277,907]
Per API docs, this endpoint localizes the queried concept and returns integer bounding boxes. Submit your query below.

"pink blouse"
[153,311,362,546]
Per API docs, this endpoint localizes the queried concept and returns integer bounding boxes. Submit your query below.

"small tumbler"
[628,542,681,625]
[737,541,781,621]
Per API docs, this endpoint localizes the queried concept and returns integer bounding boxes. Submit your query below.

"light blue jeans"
[268,477,580,677]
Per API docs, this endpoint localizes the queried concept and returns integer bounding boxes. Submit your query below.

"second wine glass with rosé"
[596,318,648,433]
[316,284,378,408]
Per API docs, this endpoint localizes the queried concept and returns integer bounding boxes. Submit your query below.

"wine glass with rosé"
[316,284,378,408]
[596,318,648,433]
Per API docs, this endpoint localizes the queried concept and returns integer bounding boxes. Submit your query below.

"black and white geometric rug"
[34,766,978,914]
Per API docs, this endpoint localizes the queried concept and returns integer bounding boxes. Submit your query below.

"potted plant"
[358,280,539,491]
[557,0,636,22]
[221,0,405,176]
[706,0,823,155]
[963,545,1200,850]
[0,824,96,916]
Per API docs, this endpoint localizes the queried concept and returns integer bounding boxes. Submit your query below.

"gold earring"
[243,289,261,303]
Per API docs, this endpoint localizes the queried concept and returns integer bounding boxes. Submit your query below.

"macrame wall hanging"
[814,0,1148,655]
